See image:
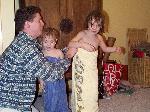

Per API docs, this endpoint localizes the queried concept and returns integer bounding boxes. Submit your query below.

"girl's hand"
[66,47,78,58]
[81,42,96,52]
[115,47,125,54]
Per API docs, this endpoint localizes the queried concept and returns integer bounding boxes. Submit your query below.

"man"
[0,6,71,112]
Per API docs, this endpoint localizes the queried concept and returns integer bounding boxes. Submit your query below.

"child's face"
[42,35,57,49]
[88,18,102,34]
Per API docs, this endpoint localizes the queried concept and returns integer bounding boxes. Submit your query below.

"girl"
[67,10,122,112]
[40,27,70,112]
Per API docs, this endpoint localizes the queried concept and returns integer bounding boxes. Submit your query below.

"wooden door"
[25,0,102,48]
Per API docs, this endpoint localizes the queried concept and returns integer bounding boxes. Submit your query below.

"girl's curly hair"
[84,10,104,33]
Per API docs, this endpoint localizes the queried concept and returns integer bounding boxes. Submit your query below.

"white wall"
[0,1,2,53]
[0,0,15,54]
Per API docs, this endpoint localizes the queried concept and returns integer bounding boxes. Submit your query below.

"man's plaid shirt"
[0,32,70,112]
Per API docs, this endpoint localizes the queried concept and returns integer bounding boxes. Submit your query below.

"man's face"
[28,13,44,38]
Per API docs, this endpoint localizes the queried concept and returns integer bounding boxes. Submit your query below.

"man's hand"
[39,79,45,90]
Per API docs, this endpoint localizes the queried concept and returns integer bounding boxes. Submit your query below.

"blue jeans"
[43,79,69,112]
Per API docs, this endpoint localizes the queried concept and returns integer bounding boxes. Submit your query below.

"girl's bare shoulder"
[72,30,86,41]
[97,34,104,42]
[56,49,64,58]
[77,30,87,37]
[97,34,102,38]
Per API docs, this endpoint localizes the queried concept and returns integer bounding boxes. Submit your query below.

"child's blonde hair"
[38,27,60,46]
[42,27,60,40]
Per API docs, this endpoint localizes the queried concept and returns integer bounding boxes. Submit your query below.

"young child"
[67,10,122,112]
[40,27,70,112]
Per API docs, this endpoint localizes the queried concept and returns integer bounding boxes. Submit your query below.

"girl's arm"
[67,32,83,59]
[68,31,83,48]
[67,31,96,58]
[68,31,96,51]
[98,34,122,53]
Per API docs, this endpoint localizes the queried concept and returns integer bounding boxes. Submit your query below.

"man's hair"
[15,6,41,33]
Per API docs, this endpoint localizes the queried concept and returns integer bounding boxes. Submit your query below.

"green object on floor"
[117,84,135,96]
[124,88,135,96]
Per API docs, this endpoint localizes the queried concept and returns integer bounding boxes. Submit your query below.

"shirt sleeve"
[24,45,71,82]
[36,57,71,81]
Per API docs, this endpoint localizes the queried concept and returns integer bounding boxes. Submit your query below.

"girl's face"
[42,35,57,49]
[88,18,102,34]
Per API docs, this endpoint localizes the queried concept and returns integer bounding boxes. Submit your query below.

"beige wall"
[103,0,150,64]
[1,0,150,65]
[0,0,15,54]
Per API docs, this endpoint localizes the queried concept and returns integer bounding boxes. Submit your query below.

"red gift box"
[103,63,122,96]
